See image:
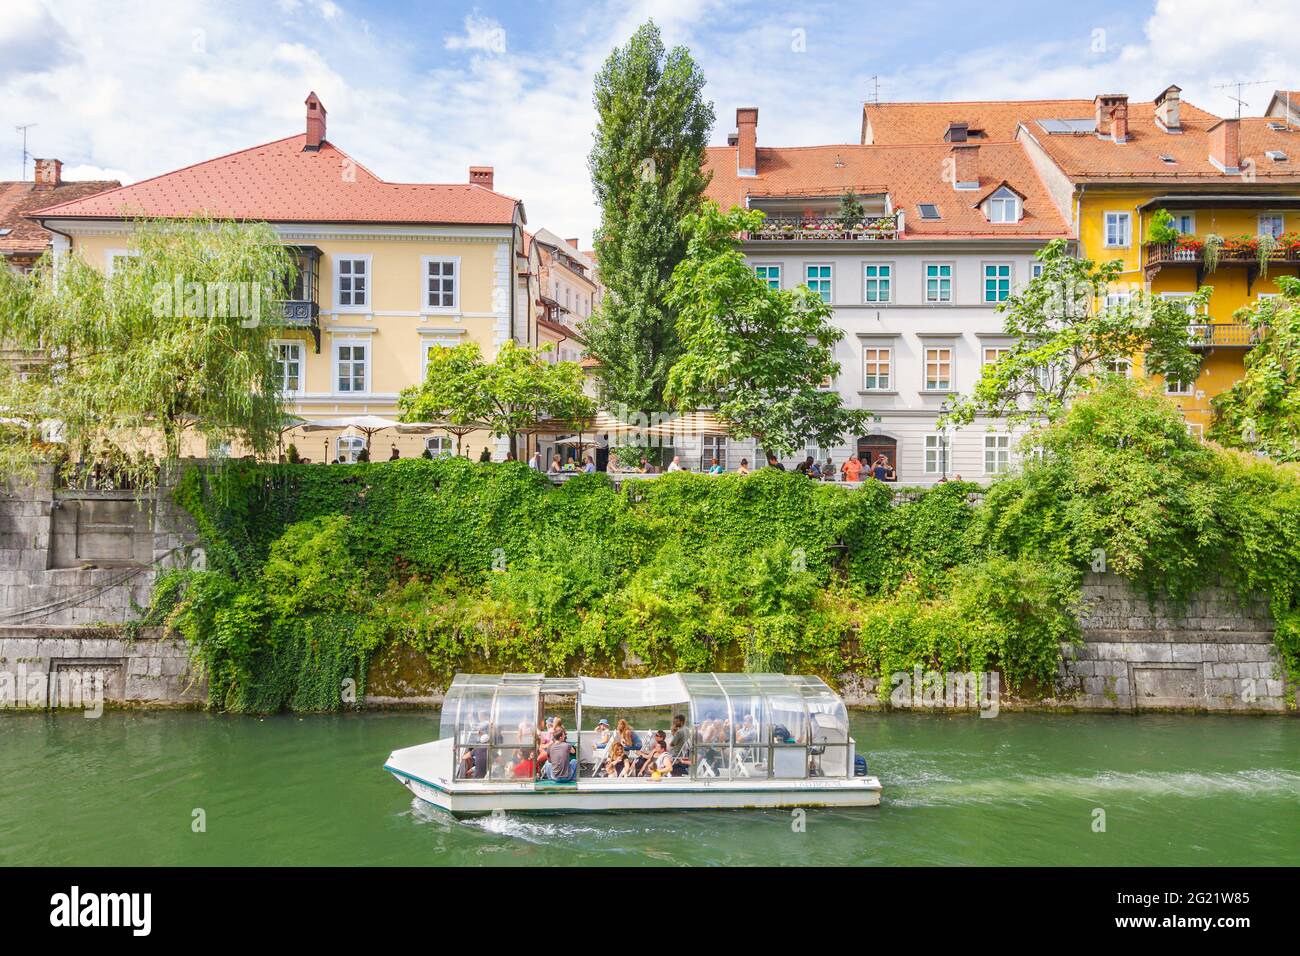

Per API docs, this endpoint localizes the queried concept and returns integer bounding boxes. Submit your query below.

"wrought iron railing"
[749,213,901,241]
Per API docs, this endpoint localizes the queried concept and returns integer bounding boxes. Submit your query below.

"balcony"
[747,213,901,242]
[1144,239,1300,293]
[276,245,322,352]
[1185,322,1260,350]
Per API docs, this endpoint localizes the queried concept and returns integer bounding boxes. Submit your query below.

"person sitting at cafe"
[707,458,724,475]
[542,728,577,781]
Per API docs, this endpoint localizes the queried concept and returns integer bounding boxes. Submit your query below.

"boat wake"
[887,768,1300,807]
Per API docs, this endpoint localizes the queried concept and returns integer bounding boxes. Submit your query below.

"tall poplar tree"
[584,20,714,412]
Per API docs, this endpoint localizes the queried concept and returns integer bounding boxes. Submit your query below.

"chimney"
[944,121,969,143]
[33,158,62,188]
[1094,93,1128,137]
[1208,119,1241,174]
[469,166,495,190]
[1111,100,1129,142]
[951,144,979,190]
[736,107,758,177]
[1155,85,1182,131]
[304,92,327,151]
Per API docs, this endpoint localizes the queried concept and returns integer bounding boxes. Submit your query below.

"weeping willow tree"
[0,217,296,489]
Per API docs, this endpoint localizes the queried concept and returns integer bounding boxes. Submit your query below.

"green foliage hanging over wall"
[156,378,1300,713]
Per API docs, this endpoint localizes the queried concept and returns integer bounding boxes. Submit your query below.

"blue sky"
[3,0,1298,238]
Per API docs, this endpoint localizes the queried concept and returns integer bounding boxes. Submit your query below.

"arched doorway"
[857,434,897,480]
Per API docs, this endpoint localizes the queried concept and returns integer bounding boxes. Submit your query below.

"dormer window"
[984,187,1021,223]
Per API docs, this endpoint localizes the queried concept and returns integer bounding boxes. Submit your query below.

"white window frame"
[1174,213,1195,234]
[985,188,1021,223]
[336,436,366,463]
[924,262,953,303]
[1031,262,1044,279]
[983,345,1011,367]
[1259,214,1285,239]
[104,249,136,276]
[924,346,954,392]
[1104,357,1133,378]
[421,256,460,312]
[1185,422,1204,440]
[862,262,893,304]
[755,264,782,290]
[1104,212,1132,248]
[424,436,454,458]
[420,335,462,382]
[862,345,894,391]
[983,262,1013,303]
[924,433,950,475]
[1165,373,1195,396]
[1160,291,1200,318]
[984,433,1012,474]
[1105,291,1133,309]
[805,263,833,303]
[334,254,372,312]
[272,340,305,395]
[334,339,370,395]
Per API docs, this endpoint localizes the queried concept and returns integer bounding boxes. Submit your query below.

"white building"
[692,108,1075,484]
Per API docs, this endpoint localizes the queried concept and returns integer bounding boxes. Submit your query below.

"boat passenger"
[614,718,639,753]
[542,728,577,782]
[591,718,611,747]
[511,749,536,778]
[641,739,672,777]
[635,730,667,775]
[602,740,629,778]
[669,714,691,776]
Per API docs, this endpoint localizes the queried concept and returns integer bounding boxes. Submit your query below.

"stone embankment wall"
[0,469,1290,712]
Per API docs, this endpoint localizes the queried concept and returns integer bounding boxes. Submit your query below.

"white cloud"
[444,14,507,55]
[60,163,134,184]
[4,0,1297,243]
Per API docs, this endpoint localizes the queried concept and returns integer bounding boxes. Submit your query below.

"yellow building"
[864,87,1300,432]
[31,92,540,463]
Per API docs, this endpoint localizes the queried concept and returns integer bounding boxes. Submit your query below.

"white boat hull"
[385,739,882,816]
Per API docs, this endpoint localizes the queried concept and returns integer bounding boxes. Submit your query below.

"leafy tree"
[944,239,1205,427]
[836,189,864,226]
[583,20,714,412]
[0,217,296,488]
[1210,276,1300,461]
[664,203,874,456]
[397,341,595,453]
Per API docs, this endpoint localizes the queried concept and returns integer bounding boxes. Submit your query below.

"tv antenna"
[16,123,36,180]
[1213,79,1272,120]
[867,75,882,105]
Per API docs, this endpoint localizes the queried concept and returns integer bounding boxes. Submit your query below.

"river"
[2,710,1296,866]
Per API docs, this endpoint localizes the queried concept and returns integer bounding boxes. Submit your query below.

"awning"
[579,675,690,709]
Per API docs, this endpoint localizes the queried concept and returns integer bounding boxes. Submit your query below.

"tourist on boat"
[591,718,611,747]
[602,740,629,777]
[458,723,490,778]
[642,739,673,778]
[511,748,536,778]
[736,713,758,743]
[737,458,750,475]
[634,730,667,775]
[542,728,577,781]
[614,718,639,753]
[669,714,691,776]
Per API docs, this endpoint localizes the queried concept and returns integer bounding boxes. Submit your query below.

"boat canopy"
[440,673,853,781]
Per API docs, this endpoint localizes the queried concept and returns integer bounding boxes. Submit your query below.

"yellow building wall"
[67,229,514,462]
[1078,194,1289,431]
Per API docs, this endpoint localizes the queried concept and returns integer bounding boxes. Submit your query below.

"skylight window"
[1265,150,1288,162]
[1159,154,1177,164]
[918,203,941,220]
[1268,121,1287,131]
[1037,118,1096,134]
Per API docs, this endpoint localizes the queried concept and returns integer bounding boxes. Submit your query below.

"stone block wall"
[0,466,197,627]
[0,625,205,708]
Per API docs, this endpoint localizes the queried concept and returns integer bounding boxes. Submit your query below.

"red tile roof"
[862,95,1300,184]
[30,135,522,225]
[1022,111,1300,183]
[703,141,1072,238]
[1,178,119,256]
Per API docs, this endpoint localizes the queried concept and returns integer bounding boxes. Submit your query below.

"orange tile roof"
[1022,111,1300,183]
[703,141,1072,238]
[31,134,521,225]
[1,178,119,255]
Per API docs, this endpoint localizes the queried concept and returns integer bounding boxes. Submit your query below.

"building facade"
[31,93,535,463]
[696,108,1072,484]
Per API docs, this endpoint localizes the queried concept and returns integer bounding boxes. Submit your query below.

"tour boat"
[383,672,882,815]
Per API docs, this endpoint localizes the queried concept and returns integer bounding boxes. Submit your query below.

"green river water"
[2,710,1296,866]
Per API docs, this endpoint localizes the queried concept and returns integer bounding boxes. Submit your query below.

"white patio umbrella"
[297,415,401,453]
